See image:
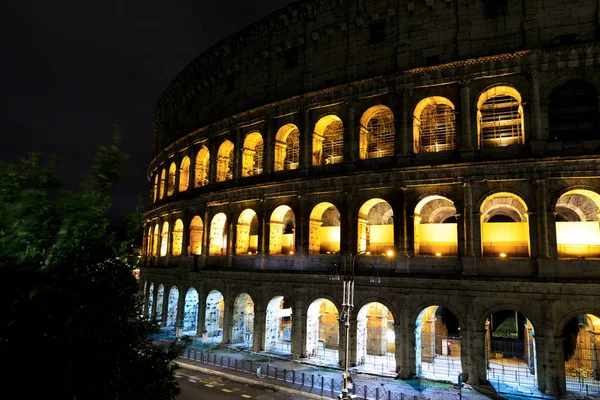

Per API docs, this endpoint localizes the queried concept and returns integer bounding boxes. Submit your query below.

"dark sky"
[1,0,295,229]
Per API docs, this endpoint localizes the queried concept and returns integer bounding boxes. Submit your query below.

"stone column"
[460,80,474,153]
[394,323,404,376]
[291,302,307,358]
[464,310,487,386]
[340,195,354,255]
[151,284,159,319]
[348,316,358,367]
[176,286,186,329]
[196,286,206,338]
[296,199,308,256]
[263,117,274,175]
[253,303,266,351]
[143,281,151,318]
[345,102,357,163]
[233,128,243,180]
[300,109,311,169]
[407,322,417,376]
[173,155,181,196]
[395,89,409,158]
[160,288,169,325]
[188,147,196,190]
[462,182,477,276]
[208,140,218,184]
[536,179,550,259]
[181,217,190,257]
[258,200,267,256]
[542,301,560,396]
[222,295,233,344]
[530,69,543,141]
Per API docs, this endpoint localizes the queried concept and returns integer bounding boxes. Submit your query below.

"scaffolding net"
[416,103,456,153]
[480,94,523,148]
[366,111,395,158]
[285,128,300,170]
[322,121,344,165]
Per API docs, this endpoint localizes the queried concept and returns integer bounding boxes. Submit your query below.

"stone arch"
[167,162,176,196]
[159,168,166,199]
[171,219,184,256]
[359,105,395,159]
[560,312,600,392]
[269,204,296,255]
[556,308,600,338]
[189,215,203,255]
[542,75,600,101]
[153,173,159,202]
[264,295,294,354]
[216,140,234,182]
[147,283,154,318]
[236,208,259,254]
[152,223,159,256]
[356,300,397,374]
[274,123,300,171]
[146,225,153,256]
[309,202,341,254]
[476,85,524,148]
[357,198,394,254]
[554,189,600,258]
[231,292,255,347]
[179,156,190,192]
[313,114,344,166]
[204,289,225,343]
[413,96,456,153]
[548,79,599,142]
[409,299,467,332]
[477,303,541,335]
[195,145,210,187]
[208,213,228,256]
[166,285,179,329]
[479,191,530,257]
[413,195,458,256]
[306,298,340,363]
[155,283,165,321]
[242,131,264,177]
[160,221,169,257]
[183,287,199,334]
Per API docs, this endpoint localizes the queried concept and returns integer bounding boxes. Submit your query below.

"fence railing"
[179,347,424,400]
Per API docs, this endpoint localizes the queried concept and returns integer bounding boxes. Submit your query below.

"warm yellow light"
[435,252,442,257]
[289,251,294,255]
[248,252,252,255]
[365,251,371,256]
[500,253,507,258]
[386,250,394,257]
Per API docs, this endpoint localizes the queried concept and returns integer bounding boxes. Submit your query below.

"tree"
[0,127,184,399]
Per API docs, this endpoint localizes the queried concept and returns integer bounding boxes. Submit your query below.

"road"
[176,369,307,400]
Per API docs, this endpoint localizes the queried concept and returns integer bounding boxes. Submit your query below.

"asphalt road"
[176,369,306,400]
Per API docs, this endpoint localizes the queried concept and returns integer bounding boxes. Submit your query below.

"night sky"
[1,0,295,231]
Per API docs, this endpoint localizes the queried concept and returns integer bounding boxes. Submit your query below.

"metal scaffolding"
[416,103,456,152]
[322,121,344,165]
[285,128,300,170]
[479,94,523,147]
[366,111,395,158]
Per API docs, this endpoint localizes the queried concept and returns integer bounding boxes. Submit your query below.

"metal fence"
[179,348,422,400]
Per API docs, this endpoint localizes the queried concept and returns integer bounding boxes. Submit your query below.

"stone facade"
[142,0,600,396]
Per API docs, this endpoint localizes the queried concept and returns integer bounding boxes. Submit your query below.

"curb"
[177,359,331,400]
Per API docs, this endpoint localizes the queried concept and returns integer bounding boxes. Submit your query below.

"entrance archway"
[166,286,179,330]
[414,196,458,256]
[183,288,199,335]
[415,306,462,380]
[156,284,164,322]
[205,290,224,344]
[357,199,394,255]
[270,206,295,255]
[563,313,600,395]
[236,209,259,254]
[209,213,227,255]
[485,310,537,389]
[480,193,530,257]
[555,190,600,258]
[231,293,255,349]
[356,302,396,375]
[309,203,341,254]
[306,298,339,367]
[147,283,154,319]
[265,296,293,355]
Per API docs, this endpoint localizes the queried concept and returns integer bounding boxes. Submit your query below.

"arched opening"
[306,299,339,367]
[309,202,341,254]
[156,284,164,322]
[208,213,227,256]
[555,190,600,258]
[236,209,259,254]
[477,86,524,148]
[146,226,153,256]
[415,306,462,380]
[313,115,344,166]
[204,290,224,344]
[274,124,300,171]
[189,216,204,255]
[216,140,234,182]
[159,168,166,200]
[413,96,456,153]
[265,296,293,355]
[485,310,537,390]
[356,302,396,375]
[167,162,176,196]
[270,205,295,255]
[195,146,210,187]
[160,221,169,257]
[242,132,264,177]
[179,156,190,192]
[357,199,394,254]
[153,174,159,202]
[359,105,395,159]
[414,196,458,256]
[152,223,159,256]
[480,193,530,257]
[562,314,600,394]
[147,283,154,319]
[166,286,179,330]
[183,288,199,335]
[171,219,184,256]
[231,293,255,349]
[549,80,599,142]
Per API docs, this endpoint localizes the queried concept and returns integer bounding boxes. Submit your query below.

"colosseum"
[141,0,600,396]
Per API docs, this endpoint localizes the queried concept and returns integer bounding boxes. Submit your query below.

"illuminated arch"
[264,295,293,354]
[205,290,225,343]
[274,124,300,171]
[166,286,179,329]
[357,199,394,254]
[216,140,234,182]
[189,216,204,255]
[308,202,340,254]
[414,195,458,256]
[270,205,295,255]
[359,105,395,159]
[413,96,456,153]
[159,168,166,200]
[313,115,344,166]
[477,86,524,148]
[179,156,190,192]
[236,209,258,254]
[195,145,210,187]
[152,223,159,256]
[167,162,176,196]
[160,221,169,257]
[306,299,340,362]
[232,293,255,347]
[241,132,264,177]
[183,288,199,334]
[480,192,529,257]
[153,173,159,202]
[171,219,184,256]
[208,213,228,256]
[555,189,600,258]
[356,302,396,374]
[146,225,153,256]
[155,284,164,321]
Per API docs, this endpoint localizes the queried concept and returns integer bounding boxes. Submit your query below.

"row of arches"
[144,282,600,395]
[151,79,600,202]
[145,189,600,259]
